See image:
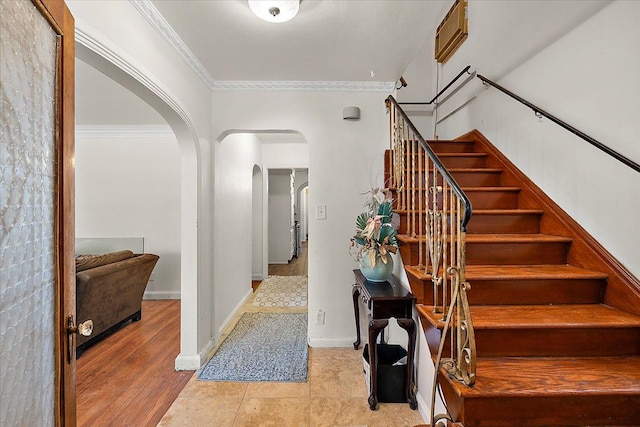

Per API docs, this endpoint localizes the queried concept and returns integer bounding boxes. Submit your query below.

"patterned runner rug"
[253,275,307,307]
[198,312,308,382]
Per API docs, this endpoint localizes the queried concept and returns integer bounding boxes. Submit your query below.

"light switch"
[316,204,327,220]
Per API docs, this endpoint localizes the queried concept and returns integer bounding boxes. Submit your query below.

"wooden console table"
[352,269,417,410]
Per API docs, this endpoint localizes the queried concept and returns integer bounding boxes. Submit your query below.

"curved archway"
[74,28,204,369]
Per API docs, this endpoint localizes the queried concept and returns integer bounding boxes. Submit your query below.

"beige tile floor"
[159,282,426,427]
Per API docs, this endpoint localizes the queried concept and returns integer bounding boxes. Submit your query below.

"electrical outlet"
[316,309,325,325]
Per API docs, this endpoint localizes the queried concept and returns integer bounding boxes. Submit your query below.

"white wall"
[262,142,310,168]
[251,165,264,280]
[268,170,294,264]
[436,0,640,278]
[75,129,182,298]
[213,133,262,335]
[212,89,389,347]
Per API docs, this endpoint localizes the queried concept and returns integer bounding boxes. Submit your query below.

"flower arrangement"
[350,188,398,267]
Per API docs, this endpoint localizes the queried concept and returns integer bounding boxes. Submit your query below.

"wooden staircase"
[390,130,640,426]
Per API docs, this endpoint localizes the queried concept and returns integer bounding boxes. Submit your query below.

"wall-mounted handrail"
[477,74,640,174]
[400,65,472,105]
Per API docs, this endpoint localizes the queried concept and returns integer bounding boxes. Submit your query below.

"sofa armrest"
[76,254,159,347]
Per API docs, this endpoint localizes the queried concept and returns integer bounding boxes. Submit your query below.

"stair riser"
[466,241,569,265]
[400,240,570,266]
[397,212,541,235]
[427,141,476,153]
[440,156,487,169]
[475,327,640,357]
[447,389,640,427]
[465,190,520,209]
[404,170,502,187]
[390,152,486,167]
[392,189,520,210]
[411,277,605,306]
[467,213,541,234]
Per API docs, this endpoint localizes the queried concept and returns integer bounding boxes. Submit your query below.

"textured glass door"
[0,0,76,424]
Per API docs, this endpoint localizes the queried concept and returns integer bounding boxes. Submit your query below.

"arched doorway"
[74,28,205,370]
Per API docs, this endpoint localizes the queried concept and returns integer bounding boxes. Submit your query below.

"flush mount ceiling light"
[248,0,300,23]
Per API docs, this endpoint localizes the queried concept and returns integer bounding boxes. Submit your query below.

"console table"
[352,269,417,410]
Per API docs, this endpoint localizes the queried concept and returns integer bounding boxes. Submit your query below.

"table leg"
[352,285,361,350]
[397,318,418,410]
[368,318,388,410]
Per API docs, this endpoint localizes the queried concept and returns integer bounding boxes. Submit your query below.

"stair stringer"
[458,129,640,317]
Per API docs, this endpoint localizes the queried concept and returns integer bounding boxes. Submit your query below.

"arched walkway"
[74,27,205,369]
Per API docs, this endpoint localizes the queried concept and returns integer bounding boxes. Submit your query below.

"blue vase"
[359,251,394,282]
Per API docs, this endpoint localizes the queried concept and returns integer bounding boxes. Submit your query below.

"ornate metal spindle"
[404,120,410,214]
[411,136,417,237]
[441,179,448,320]
[386,95,474,427]
[418,141,424,269]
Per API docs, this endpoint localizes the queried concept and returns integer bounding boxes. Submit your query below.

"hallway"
[161,242,424,426]
[159,244,424,425]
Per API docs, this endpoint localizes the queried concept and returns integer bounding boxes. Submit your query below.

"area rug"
[198,312,308,382]
[253,275,307,307]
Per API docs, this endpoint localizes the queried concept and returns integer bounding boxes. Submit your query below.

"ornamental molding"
[212,80,396,92]
[130,0,216,90]
[75,125,174,138]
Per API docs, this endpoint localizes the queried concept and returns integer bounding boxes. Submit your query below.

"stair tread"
[403,152,486,157]
[421,304,640,329]
[435,168,503,173]
[470,304,640,328]
[389,186,521,192]
[396,209,542,214]
[437,153,487,157]
[473,209,543,215]
[398,233,573,244]
[448,356,640,397]
[405,264,608,281]
[462,186,521,192]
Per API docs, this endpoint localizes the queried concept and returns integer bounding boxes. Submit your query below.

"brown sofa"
[75,250,159,358]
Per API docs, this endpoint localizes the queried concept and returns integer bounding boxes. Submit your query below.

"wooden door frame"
[31,0,76,425]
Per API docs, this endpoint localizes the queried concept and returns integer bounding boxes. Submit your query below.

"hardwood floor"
[268,241,309,276]
[76,300,193,427]
[76,243,309,425]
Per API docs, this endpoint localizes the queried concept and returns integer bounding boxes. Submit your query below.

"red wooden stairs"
[391,130,640,426]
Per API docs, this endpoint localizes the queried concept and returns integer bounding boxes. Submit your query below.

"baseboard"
[308,336,356,347]
[174,337,217,371]
[174,353,201,371]
[218,288,253,336]
[174,290,252,371]
[143,290,180,300]
[415,389,431,426]
[252,273,264,281]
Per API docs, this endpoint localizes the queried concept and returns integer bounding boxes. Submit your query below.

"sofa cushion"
[76,250,134,272]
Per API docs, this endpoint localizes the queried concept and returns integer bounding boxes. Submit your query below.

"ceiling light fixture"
[248,0,300,23]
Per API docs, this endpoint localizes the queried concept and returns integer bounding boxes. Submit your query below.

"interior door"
[0,0,75,425]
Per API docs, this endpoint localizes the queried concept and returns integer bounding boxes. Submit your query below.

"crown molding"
[130,0,216,90]
[129,0,396,93]
[75,124,174,138]
[213,80,396,92]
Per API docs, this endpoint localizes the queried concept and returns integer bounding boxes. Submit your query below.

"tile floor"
[159,280,426,427]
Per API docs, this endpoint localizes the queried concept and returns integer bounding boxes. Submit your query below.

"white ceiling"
[149,0,435,83]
